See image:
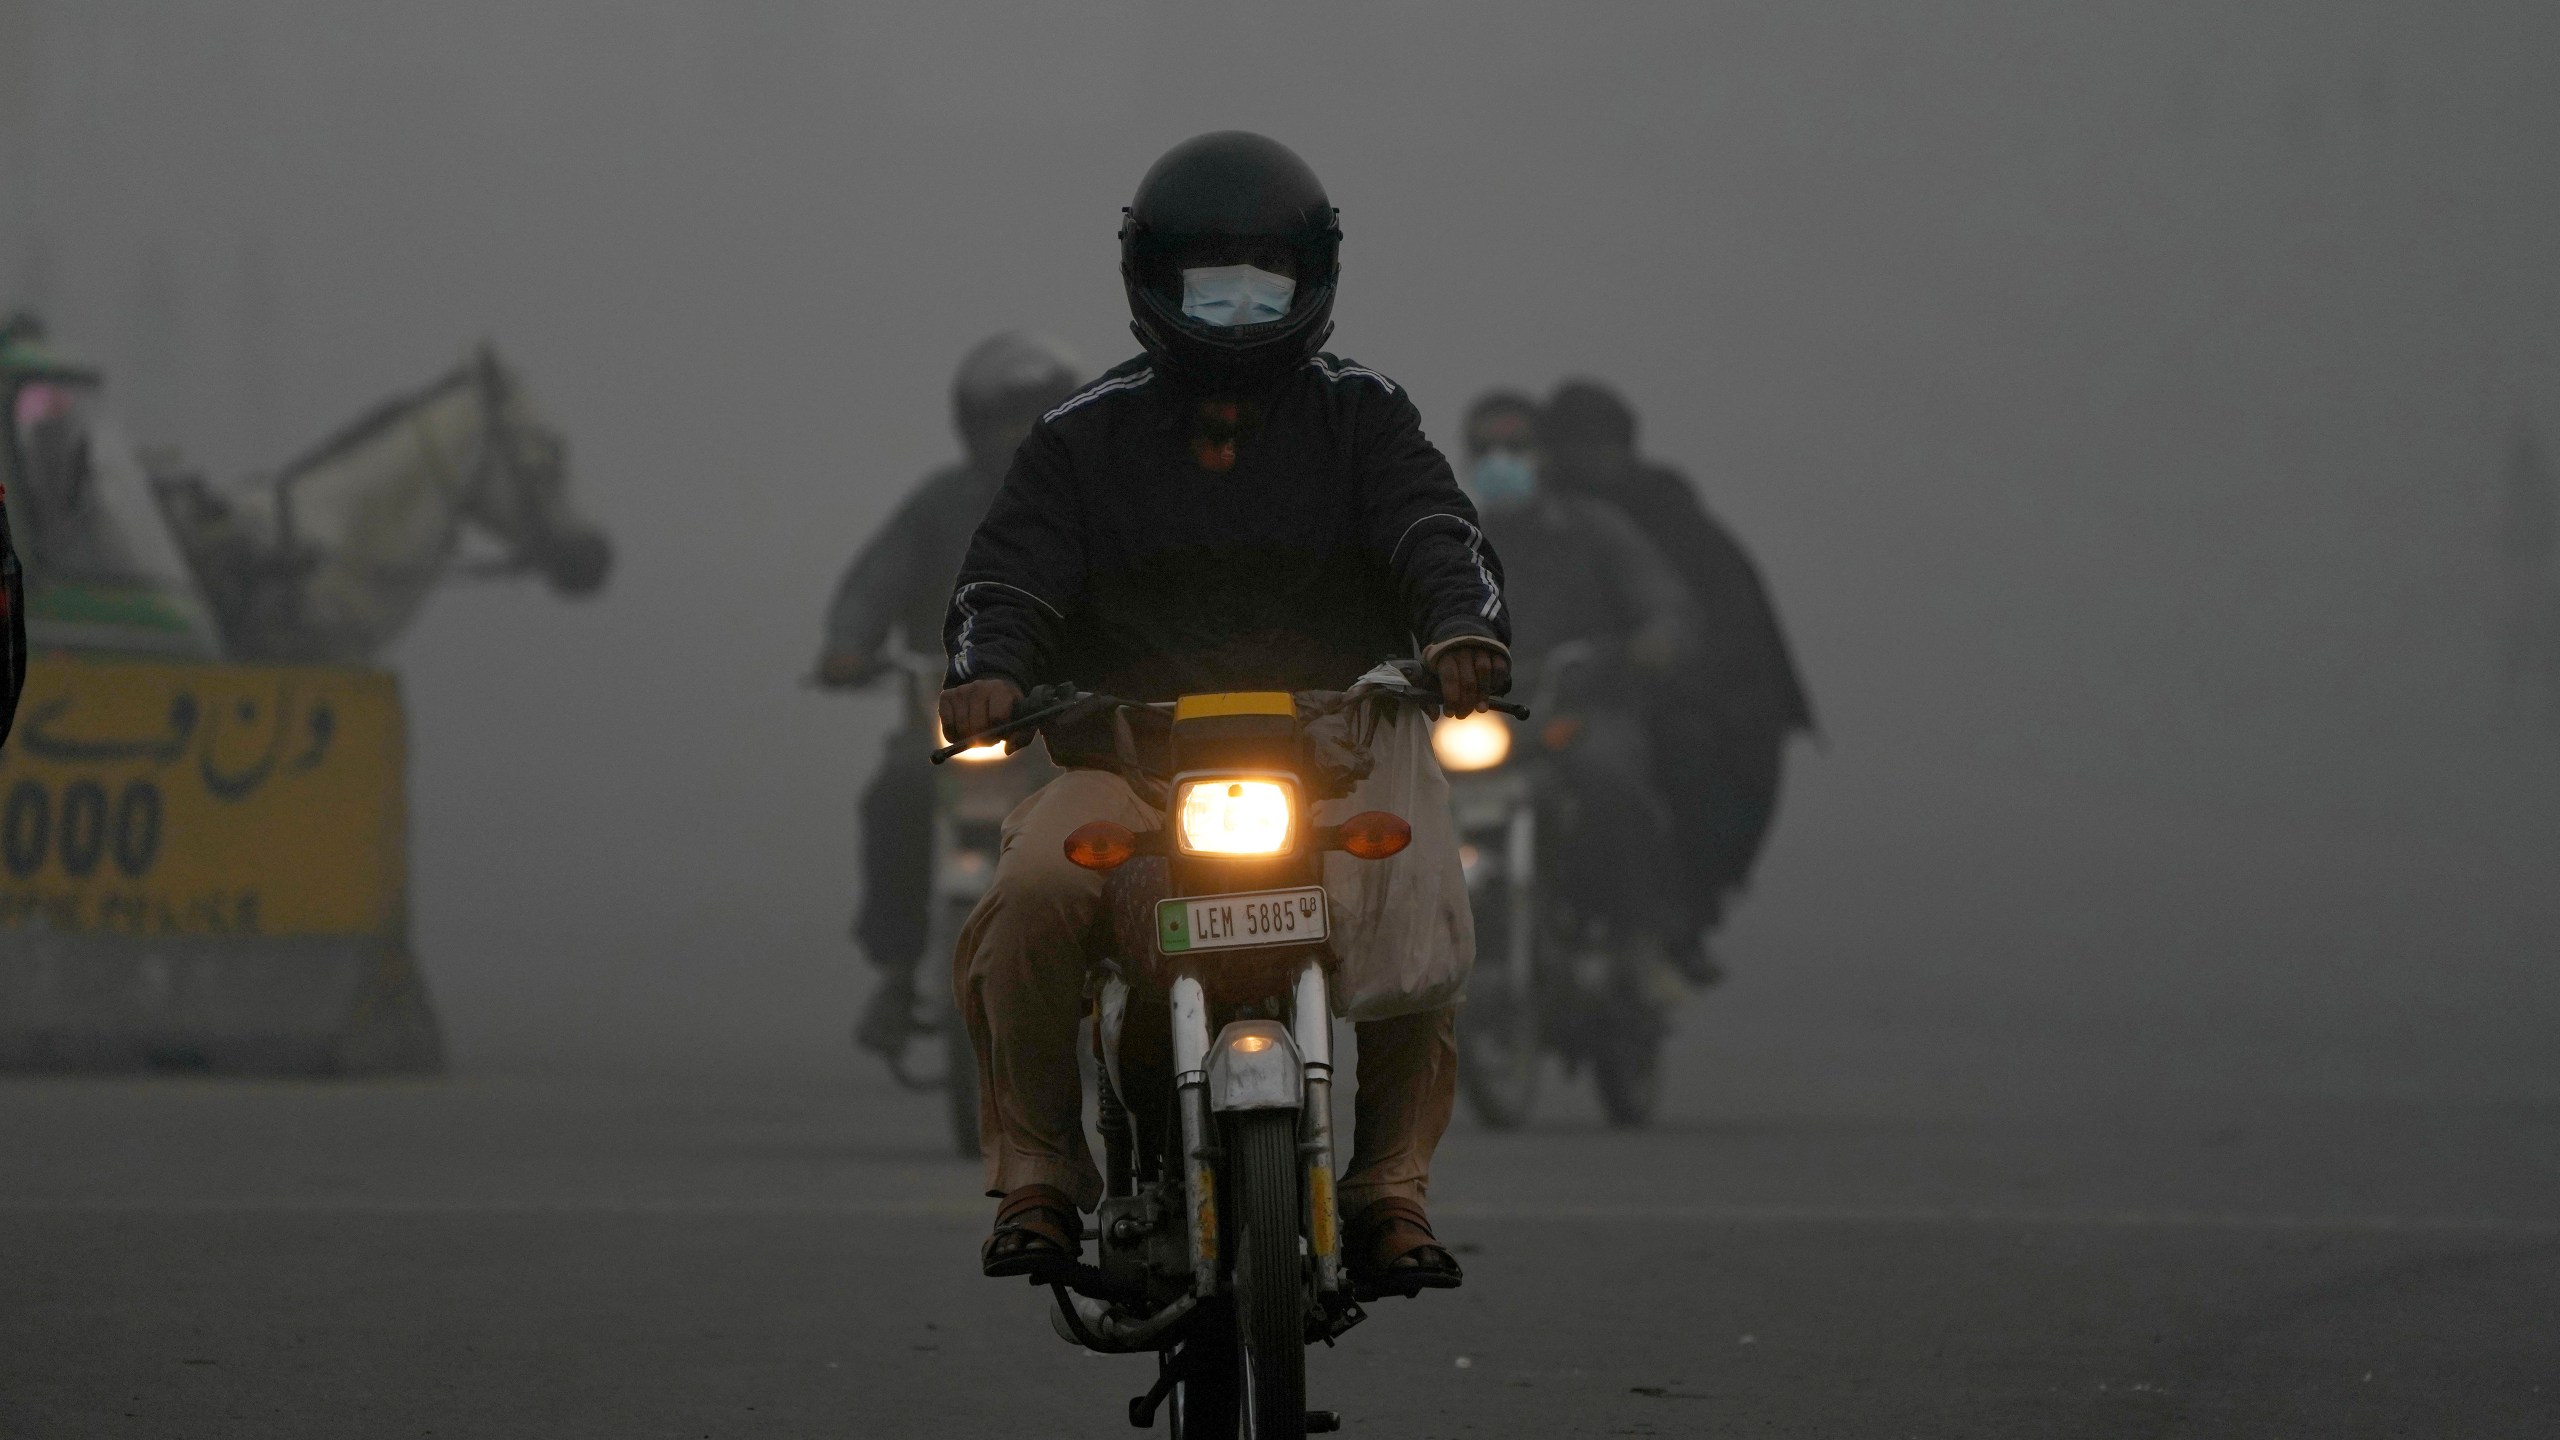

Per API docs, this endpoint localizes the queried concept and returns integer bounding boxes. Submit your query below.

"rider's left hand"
[1434,643,1510,717]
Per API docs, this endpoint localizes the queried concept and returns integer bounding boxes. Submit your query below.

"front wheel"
[1227,1109,1310,1438]
[1168,1321,1238,1439]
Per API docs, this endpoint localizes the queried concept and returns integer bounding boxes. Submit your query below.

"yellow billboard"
[0,656,404,938]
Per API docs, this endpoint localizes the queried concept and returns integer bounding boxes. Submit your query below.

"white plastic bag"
[1313,695,1473,1021]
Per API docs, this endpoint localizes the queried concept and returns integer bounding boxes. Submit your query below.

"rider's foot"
[1345,1197,1464,1299]
[852,973,919,1058]
[981,1184,1081,1280]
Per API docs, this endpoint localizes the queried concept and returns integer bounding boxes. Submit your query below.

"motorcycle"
[1434,641,1676,1130]
[870,653,1057,1157]
[934,674,1520,1439]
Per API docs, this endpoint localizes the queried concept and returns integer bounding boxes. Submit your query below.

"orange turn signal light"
[1064,821,1139,871]
[1337,811,1412,861]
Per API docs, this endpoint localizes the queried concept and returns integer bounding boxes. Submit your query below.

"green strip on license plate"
[1157,886,1329,955]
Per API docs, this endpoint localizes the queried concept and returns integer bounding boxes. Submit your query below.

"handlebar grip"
[929,685,1090,764]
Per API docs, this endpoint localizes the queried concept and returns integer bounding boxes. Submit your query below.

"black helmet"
[1119,131,1341,390]
[1464,388,1542,446]
[953,331,1083,438]
[1544,379,1638,452]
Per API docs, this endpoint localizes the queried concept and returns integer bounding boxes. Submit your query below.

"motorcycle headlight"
[1431,712,1512,772]
[1174,777,1296,856]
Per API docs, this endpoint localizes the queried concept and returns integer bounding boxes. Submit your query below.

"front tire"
[1227,1109,1309,1438]
[1169,1320,1239,1439]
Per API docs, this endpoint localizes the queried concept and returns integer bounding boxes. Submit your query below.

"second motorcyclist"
[936,131,1510,1298]
[1457,389,1705,960]
[813,332,1084,1056]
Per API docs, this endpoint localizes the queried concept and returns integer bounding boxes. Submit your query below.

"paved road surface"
[7,1055,2554,1435]
[7,813,2557,1436]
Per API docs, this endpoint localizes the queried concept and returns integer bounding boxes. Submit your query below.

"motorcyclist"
[937,131,1510,1296]
[813,332,1084,1056]
[1541,380,1814,971]
[1457,390,1703,955]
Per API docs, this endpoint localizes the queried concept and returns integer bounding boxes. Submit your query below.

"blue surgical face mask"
[1180,264,1296,328]
[1468,450,1539,510]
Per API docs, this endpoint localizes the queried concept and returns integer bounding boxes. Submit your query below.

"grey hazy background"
[5,1,2555,1099]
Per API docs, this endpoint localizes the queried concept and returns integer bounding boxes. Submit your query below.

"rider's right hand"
[939,677,1023,744]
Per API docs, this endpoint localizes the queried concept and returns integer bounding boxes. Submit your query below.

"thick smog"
[2,4,2555,1437]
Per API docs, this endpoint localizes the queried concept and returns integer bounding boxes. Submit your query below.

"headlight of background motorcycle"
[935,720,1011,764]
[1431,712,1512,771]
[1175,777,1295,855]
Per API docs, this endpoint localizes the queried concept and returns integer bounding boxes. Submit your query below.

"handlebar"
[929,684,1118,765]
[930,673,1529,765]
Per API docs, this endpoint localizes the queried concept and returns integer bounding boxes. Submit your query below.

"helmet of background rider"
[952,331,1086,469]
[1542,378,1639,493]
[1461,389,1543,514]
[1119,131,1342,392]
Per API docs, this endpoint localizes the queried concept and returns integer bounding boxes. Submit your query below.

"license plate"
[1157,886,1329,955]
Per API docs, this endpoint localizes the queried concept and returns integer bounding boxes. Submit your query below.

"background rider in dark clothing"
[1541,379,1814,969]
[813,331,1083,1055]
[1459,389,1704,958]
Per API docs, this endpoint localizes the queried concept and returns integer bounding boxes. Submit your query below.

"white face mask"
[1180,264,1296,328]
[1468,451,1539,510]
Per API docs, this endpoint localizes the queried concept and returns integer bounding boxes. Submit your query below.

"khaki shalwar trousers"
[954,767,1456,1215]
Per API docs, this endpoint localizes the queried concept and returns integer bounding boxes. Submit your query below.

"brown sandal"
[981,1185,1081,1280]
[1346,1197,1464,1298]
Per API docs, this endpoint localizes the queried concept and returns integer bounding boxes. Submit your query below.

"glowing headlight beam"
[1431,712,1512,771]
[935,719,1012,764]
[1176,778,1295,856]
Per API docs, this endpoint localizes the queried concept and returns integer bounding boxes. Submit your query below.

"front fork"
[1292,959,1345,1297]
[1167,957,1343,1300]
[1169,975,1220,1297]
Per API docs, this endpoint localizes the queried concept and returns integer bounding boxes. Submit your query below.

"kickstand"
[1127,1351,1179,1429]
